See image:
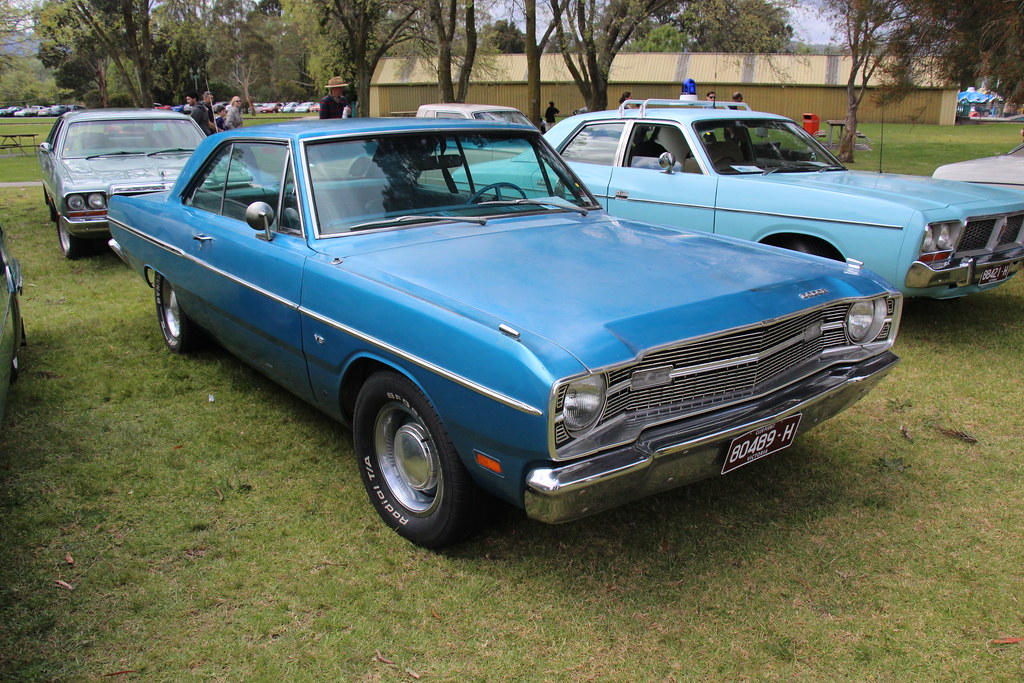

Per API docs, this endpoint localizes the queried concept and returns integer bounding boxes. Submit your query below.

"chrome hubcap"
[374,403,441,515]
[160,280,181,340]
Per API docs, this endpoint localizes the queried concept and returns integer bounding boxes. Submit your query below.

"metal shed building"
[369,52,958,125]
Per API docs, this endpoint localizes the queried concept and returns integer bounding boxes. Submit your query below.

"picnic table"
[820,120,871,151]
[0,132,38,156]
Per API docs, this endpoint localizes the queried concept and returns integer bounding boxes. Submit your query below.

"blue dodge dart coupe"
[108,118,901,547]
[545,100,1024,299]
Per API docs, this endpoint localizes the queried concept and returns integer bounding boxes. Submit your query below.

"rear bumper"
[524,351,898,523]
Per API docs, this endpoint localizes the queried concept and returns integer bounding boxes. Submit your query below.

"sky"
[789,2,836,45]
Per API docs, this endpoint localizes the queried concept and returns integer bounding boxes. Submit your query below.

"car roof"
[213,117,537,142]
[417,103,522,114]
[59,108,195,123]
[572,99,793,124]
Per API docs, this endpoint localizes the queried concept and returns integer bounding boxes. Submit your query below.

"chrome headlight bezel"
[559,374,607,435]
[846,298,887,344]
[65,194,86,211]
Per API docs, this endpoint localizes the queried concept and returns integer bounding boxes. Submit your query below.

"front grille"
[957,213,1024,254]
[998,214,1023,247]
[959,218,996,251]
[554,302,877,448]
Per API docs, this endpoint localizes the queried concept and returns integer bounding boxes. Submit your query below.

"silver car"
[38,108,206,258]
[1,220,25,423]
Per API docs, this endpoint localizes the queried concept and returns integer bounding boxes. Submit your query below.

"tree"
[311,0,419,115]
[487,19,525,53]
[549,0,679,112]
[209,0,275,111]
[1,0,32,74]
[36,0,112,105]
[422,0,478,102]
[819,0,916,162]
[634,0,793,53]
[63,0,159,106]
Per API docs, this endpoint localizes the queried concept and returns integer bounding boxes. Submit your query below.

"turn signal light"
[475,452,502,474]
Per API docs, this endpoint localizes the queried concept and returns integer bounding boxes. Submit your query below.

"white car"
[416,103,534,127]
[294,101,314,113]
[933,143,1024,190]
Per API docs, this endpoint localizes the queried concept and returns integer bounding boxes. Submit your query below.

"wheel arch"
[759,231,845,261]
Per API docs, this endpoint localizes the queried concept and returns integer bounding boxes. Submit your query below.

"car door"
[557,121,627,209]
[604,121,718,233]
[178,140,314,401]
[38,117,65,201]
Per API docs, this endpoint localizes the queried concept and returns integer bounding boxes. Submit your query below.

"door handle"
[614,190,629,199]
[193,234,213,242]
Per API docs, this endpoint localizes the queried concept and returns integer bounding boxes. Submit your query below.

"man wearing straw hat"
[320,77,350,119]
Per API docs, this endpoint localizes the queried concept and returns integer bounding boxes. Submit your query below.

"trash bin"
[802,113,820,135]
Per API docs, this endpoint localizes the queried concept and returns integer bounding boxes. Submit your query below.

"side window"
[278,163,302,234]
[186,142,290,226]
[435,112,464,119]
[560,122,625,166]
[46,119,64,146]
[626,124,699,173]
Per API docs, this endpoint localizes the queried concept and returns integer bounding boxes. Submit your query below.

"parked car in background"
[416,103,535,127]
[281,102,299,113]
[257,102,281,114]
[0,106,20,116]
[545,99,1024,299]
[1,220,25,424]
[107,117,901,547]
[932,143,1024,189]
[14,106,44,117]
[38,108,207,258]
[294,101,314,113]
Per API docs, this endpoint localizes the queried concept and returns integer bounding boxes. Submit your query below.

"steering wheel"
[469,182,528,203]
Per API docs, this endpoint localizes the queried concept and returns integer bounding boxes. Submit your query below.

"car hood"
[57,154,191,187]
[324,214,888,370]
[932,154,1024,188]
[723,169,1024,225]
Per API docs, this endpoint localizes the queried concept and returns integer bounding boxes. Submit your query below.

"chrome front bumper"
[904,252,1024,290]
[60,214,109,238]
[524,351,898,524]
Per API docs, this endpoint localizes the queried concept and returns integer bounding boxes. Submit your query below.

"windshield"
[472,110,534,126]
[306,131,596,235]
[693,119,844,174]
[61,119,204,159]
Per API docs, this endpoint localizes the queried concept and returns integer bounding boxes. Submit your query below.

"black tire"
[353,371,490,548]
[56,221,93,260]
[153,272,201,353]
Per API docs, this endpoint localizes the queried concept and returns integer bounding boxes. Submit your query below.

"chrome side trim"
[111,217,542,416]
[610,194,903,230]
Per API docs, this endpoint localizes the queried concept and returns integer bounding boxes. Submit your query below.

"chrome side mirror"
[39,142,50,154]
[246,201,276,241]
[658,151,677,174]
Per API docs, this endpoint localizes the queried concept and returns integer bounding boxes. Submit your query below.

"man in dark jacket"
[186,92,211,136]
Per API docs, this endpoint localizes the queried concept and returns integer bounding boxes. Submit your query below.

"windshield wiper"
[348,214,488,232]
[148,148,194,156]
[475,198,589,215]
[816,164,846,172]
[762,162,829,175]
[86,151,146,159]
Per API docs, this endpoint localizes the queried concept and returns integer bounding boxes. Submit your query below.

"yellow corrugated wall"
[369,53,958,125]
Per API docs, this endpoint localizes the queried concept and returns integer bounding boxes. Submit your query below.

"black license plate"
[978,263,1012,285]
[722,414,802,475]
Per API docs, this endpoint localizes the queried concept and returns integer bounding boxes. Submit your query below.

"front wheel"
[57,222,93,260]
[353,372,490,548]
[153,272,201,353]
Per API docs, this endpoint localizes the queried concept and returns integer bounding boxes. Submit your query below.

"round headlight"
[846,299,885,343]
[66,194,85,211]
[561,375,607,433]
[87,193,106,210]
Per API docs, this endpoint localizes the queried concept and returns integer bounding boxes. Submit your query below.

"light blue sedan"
[545,100,1024,299]
[108,118,901,547]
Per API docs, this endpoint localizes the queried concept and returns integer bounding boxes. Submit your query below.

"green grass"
[2,125,1024,680]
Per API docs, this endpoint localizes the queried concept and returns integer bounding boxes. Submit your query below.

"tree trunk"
[525,0,540,126]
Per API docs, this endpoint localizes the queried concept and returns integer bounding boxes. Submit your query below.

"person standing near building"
[225,96,244,129]
[186,91,211,136]
[320,77,349,119]
[543,101,559,131]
